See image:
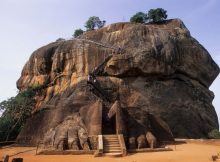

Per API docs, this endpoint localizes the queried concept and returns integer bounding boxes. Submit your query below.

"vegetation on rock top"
[130,8,167,23]
[72,8,167,40]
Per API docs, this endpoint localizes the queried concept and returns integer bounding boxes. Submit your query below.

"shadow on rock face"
[123,107,174,149]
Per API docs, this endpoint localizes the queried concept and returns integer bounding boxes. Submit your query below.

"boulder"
[16,19,219,148]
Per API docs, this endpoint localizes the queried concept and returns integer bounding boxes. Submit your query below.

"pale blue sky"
[0,0,220,122]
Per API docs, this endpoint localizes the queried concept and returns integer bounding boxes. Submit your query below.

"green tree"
[147,8,167,23]
[0,87,37,141]
[73,28,84,38]
[130,12,147,23]
[208,129,220,139]
[85,16,106,31]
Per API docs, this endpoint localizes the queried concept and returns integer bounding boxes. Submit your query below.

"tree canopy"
[147,8,167,23]
[85,16,106,31]
[130,8,168,24]
[0,87,37,141]
[73,28,84,38]
[130,12,147,23]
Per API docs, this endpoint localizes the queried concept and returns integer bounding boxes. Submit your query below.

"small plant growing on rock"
[56,38,65,42]
[73,28,84,38]
[208,129,220,139]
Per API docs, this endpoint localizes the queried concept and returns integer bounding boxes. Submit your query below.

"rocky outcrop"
[16,19,219,147]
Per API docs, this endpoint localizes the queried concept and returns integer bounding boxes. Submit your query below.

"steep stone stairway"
[103,135,122,156]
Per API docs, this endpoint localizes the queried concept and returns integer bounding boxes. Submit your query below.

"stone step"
[103,134,118,137]
[104,145,120,147]
[104,141,119,144]
[104,142,120,144]
[103,137,118,140]
[104,143,120,145]
[104,139,119,141]
[104,138,118,141]
[104,136,118,138]
[103,153,122,157]
[103,149,121,152]
[103,137,118,139]
[102,135,122,155]
[104,141,119,143]
[104,147,121,150]
[104,144,120,147]
[104,144,120,146]
[104,146,121,149]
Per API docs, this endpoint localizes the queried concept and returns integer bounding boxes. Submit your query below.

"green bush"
[56,38,65,42]
[208,129,220,139]
[130,12,147,23]
[73,28,84,38]
[147,8,167,23]
[130,8,168,24]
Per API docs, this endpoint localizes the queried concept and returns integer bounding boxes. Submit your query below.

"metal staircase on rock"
[87,54,113,102]
[92,54,113,76]
[88,81,111,102]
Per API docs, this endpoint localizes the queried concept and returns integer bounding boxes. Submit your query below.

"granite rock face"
[16,19,219,147]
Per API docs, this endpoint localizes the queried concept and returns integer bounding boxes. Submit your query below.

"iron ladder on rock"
[87,54,113,102]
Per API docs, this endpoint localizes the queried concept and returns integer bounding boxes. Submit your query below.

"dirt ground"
[0,140,219,162]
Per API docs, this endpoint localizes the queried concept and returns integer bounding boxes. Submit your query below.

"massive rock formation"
[16,19,219,148]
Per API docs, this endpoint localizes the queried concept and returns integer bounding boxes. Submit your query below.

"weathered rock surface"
[16,19,219,147]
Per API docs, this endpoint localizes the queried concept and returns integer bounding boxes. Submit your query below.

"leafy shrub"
[208,129,220,139]
[56,38,65,42]
[130,8,168,24]
[130,12,147,23]
[147,8,167,23]
[73,28,84,38]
